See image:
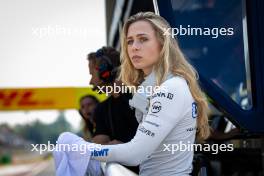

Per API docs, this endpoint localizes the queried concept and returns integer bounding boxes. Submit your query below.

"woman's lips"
[132,55,142,62]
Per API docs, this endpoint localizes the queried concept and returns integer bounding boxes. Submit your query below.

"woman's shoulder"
[156,76,194,106]
[160,76,189,91]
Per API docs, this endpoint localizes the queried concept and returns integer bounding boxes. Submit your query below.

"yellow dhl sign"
[0,87,107,111]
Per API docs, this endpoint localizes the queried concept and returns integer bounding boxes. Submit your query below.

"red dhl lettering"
[0,90,43,107]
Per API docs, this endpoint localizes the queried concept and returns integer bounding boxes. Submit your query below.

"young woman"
[56,12,210,176]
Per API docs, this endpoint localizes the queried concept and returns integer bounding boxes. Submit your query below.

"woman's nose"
[132,41,140,51]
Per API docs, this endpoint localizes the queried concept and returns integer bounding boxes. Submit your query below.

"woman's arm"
[91,78,189,166]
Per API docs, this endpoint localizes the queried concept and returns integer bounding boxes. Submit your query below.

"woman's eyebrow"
[127,33,148,39]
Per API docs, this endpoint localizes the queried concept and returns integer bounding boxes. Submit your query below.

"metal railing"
[100,162,138,176]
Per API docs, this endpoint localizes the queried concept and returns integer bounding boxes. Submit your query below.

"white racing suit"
[54,71,197,176]
[91,72,197,176]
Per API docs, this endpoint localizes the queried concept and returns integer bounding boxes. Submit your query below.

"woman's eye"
[139,38,148,43]
[127,40,133,45]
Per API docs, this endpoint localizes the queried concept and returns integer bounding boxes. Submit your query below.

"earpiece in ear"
[95,48,115,83]
[101,71,110,79]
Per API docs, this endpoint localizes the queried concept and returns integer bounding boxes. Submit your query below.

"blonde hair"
[119,12,210,141]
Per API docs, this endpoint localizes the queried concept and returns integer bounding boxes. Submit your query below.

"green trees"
[14,111,73,144]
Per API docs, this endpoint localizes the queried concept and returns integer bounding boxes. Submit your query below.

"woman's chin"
[132,63,144,70]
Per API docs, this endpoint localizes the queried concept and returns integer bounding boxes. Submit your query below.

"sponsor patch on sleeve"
[192,102,198,118]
